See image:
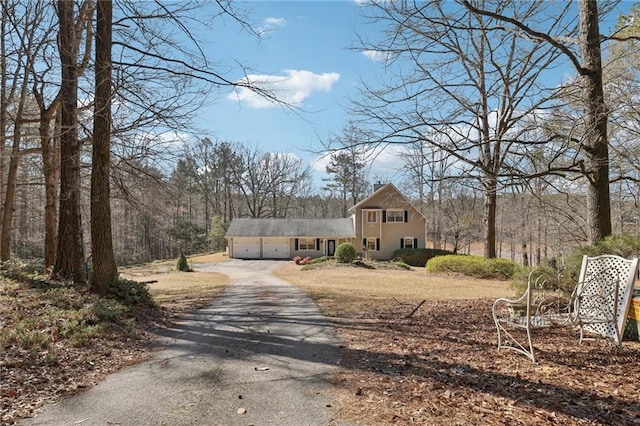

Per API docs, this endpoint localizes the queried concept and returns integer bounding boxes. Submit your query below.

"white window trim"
[366,210,377,223]
[299,238,315,250]
[387,209,404,223]
[404,237,415,249]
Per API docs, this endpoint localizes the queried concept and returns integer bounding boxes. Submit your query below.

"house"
[225,183,427,260]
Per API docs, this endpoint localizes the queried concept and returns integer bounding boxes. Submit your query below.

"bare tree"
[232,145,311,218]
[0,1,52,262]
[399,141,455,249]
[264,152,311,218]
[461,0,625,245]
[323,123,371,217]
[354,0,575,257]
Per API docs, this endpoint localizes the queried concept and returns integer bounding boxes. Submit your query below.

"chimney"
[373,181,386,192]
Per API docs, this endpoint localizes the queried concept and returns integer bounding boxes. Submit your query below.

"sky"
[188,1,636,189]
[192,1,392,185]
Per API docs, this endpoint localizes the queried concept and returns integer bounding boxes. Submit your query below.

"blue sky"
[193,1,386,183]
[189,1,636,188]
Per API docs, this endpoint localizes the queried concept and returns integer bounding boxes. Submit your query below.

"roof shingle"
[225,218,356,238]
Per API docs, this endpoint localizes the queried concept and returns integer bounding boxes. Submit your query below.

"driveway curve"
[22,260,347,426]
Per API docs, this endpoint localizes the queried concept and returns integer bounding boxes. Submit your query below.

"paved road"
[22,260,346,426]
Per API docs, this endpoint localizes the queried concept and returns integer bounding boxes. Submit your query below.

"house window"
[366,211,377,223]
[366,238,377,251]
[404,237,415,249]
[299,238,315,250]
[387,210,405,223]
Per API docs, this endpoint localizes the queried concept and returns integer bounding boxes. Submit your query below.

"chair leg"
[525,326,536,363]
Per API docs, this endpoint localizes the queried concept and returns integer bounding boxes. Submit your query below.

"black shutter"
[294,238,299,250]
[363,238,366,249]
[316,239,320,250]
[414,238,418,248]
[400,238,404,249]
[404,210,409,223]
[376,238,380,251]
[382,211,387,222]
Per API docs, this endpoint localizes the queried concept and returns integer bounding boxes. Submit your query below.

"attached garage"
[262,238,290,259]
[225,218,356,260]
[232,238,261,259]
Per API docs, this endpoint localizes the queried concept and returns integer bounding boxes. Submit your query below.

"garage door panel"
[233,238,261,259]
[262,238,290,259]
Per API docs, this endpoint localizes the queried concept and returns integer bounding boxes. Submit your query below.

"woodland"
[1,0,640,288]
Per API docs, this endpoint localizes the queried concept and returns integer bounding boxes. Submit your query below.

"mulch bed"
[330,299,640,425]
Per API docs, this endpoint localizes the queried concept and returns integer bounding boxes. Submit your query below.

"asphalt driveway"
[22,260,346,426]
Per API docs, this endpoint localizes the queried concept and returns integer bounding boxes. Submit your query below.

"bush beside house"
[335,243,357,263]
[392,248,453,267]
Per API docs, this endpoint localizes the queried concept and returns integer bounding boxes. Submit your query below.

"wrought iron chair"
[493,271,572,362]
[492,254,638,362]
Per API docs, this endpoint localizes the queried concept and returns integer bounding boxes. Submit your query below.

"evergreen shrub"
[392,248,453,267]
[176,254,191,272]
[335,242,357,263]
[425,254,519,280]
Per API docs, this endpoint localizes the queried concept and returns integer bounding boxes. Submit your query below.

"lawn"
[273,261,513,316]
[119,252,229,313]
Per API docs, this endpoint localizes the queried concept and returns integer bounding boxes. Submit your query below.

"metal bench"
[492,254,639,362]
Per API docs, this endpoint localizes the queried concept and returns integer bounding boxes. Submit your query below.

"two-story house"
[224,183,427,260]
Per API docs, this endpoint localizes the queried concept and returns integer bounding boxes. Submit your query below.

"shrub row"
[392,248,453,267]
[425,254,519,280]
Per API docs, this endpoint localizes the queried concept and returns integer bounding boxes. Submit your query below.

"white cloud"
[258,16,286,35]
[362,50,384,62]
[310,144,407,181]
[159,130,190,146]
[310,153,331,173]
[264,17,285,27]
[227,69,340,108]
[362,49,394,64]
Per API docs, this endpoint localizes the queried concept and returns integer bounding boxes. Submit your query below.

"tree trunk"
[33,89,60,270]
[482,177,497,258]
[579,0,611,243]
[0,6,6,231]
[90,0,117,293]
[53,0,85,284]
[1,124,21,261]
[1,59,30,261]
[42,109,59,270]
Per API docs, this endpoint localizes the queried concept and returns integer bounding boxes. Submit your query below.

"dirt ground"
[327,299,640,425]
[276,261,640,425]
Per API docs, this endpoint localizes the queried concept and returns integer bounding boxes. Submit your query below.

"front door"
[327,240,336,256]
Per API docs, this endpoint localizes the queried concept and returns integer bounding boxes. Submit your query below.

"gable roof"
[225,217,356,238]
[349,183,427,219]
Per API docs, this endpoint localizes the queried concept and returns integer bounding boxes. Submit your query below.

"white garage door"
[232,238,261,259]
[262,238,290,259]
